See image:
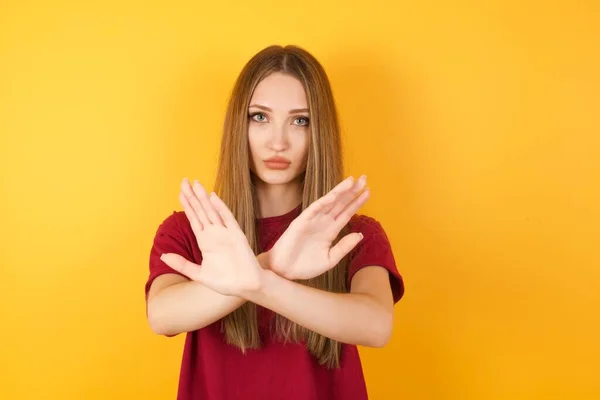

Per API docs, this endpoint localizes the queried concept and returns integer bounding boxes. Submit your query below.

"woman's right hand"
[160,179,264,297]
[266,176,370,280]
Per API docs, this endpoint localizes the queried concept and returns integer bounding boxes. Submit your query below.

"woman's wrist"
[242,267,278,303]
[257,251,271,270]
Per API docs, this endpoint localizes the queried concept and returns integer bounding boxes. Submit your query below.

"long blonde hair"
[214,45,350,368]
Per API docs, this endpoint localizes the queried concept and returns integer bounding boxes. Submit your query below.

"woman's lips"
[264,160,291,170]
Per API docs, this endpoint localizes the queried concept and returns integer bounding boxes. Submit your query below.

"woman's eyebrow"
[249,104,309,114]
[289,108,309,114]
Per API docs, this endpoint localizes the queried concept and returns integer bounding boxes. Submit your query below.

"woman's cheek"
[247,133,260,172]
[298,131,309,164]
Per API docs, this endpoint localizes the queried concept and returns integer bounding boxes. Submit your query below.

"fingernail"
[359,233,364,240]
[160,254,166,261]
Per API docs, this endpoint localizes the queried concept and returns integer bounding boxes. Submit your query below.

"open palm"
[160,179,262,297]
[268,175,370,280]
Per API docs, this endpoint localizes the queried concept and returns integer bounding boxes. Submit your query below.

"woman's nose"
[268,125,289,151]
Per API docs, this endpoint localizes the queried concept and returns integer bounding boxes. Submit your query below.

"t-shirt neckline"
[257,204,302,227]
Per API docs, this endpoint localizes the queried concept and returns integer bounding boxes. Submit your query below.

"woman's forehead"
[250,72,308,111]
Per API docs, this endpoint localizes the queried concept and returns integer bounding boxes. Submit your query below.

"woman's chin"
[254,169,301,186]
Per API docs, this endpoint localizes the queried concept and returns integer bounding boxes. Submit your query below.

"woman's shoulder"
[155,210,193,237]
[348,213,388,235]
[152,210,201,262]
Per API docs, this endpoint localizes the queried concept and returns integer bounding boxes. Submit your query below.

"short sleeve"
[145,211,197,299]
[347,215,404,303]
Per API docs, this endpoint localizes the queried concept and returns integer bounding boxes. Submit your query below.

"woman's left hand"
[160,179,263,297]
[266,175,370,280]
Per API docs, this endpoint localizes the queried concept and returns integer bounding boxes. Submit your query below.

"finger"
[320,176,356,215]
[329,175,368,218]
[209,193,242,230]
[302,176,354,220]
[328,232,364,266]
[181,178,211,227]
[301,191,336,220]
[160,253,203,281]
[332,187,370,232]
[179,191,204,233]
[192,180,225,226]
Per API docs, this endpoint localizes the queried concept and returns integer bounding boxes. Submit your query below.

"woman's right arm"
[146,175,363,336]
[146,252,269,336]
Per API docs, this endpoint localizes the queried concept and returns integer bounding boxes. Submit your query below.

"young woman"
[146,45,404,400]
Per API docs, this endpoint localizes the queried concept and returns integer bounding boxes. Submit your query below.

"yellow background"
[1,0,598,399]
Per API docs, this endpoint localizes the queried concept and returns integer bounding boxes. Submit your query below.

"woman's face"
[248,72,310,186]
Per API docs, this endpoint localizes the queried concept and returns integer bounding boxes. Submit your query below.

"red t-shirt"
[146,204,404,400]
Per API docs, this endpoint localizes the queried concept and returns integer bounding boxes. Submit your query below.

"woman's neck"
[255,179,302,218]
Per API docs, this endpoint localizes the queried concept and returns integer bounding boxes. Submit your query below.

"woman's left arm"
[161,178,400,347]
[243,265,395,348]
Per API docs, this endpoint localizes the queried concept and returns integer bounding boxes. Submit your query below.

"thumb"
[160,253,202,281]
[328,232,364,266]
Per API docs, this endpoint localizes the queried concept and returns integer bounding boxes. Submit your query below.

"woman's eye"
[250,113,267,122]
[294,116,309,126]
